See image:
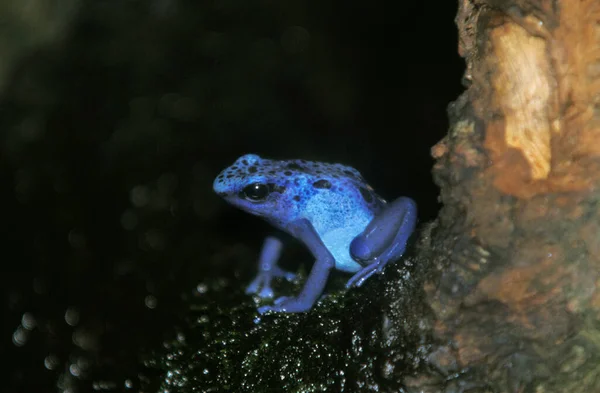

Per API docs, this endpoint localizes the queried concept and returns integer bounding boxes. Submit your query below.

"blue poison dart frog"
[213,154,417,314]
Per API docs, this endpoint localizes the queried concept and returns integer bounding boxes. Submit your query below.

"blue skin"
[213,154,417,314]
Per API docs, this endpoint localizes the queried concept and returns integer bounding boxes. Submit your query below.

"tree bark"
[414,0,600,391]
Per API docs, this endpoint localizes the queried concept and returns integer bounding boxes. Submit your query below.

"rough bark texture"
[418,0,600,391]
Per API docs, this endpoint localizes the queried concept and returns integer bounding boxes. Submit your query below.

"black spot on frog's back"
[359,186,374,203]
[343,169,360,180]
[286,162,304,171]
[313,179,332,189]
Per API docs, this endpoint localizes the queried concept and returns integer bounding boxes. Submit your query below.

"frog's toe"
[247,267,296,296]
[246,275,271,296]
[272,266,297,281]
[246,282,275,299]
[273,296,290,305]
[245,278,262,295]
[258,286,274,299]
[346,265,379,288]
[258,296,312,313]
[257,304,275,314]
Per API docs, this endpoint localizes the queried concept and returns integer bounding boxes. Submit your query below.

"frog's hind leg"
[346,197,417,288]
[246,235,296,298]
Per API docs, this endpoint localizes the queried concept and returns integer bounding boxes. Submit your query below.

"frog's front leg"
[246,235,296,299]
[347,197,417,288]
[258,218,335,314]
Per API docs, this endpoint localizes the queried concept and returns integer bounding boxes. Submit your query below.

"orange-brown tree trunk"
[414,0,600,391]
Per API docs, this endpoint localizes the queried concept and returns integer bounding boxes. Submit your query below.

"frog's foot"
[347,197,417,289]
[258,296,312,314]
[245,266,296,299]
[246,235,295,298]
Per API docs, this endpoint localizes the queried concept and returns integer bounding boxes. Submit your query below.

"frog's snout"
[212,172,229,196]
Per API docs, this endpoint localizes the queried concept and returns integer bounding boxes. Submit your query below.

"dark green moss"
[145,234,433,393]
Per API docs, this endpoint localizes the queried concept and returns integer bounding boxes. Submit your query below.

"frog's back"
[264,157,385,225]
[272,158,385,273]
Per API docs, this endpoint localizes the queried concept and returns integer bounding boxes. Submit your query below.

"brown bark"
[412,0,600,391]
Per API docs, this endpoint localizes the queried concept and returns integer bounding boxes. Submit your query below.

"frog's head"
[213,154,298,227]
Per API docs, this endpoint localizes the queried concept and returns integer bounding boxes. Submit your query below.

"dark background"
[0,0,463,392]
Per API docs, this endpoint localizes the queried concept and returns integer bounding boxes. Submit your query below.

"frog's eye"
[242,183,270,202]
